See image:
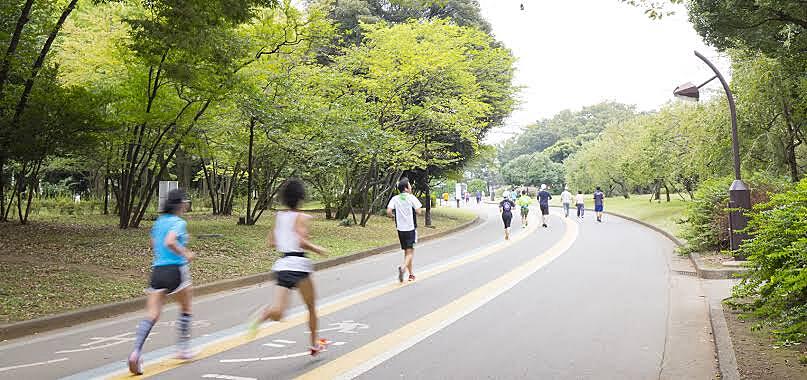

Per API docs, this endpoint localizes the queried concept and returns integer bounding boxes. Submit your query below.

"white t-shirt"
[561,190,572,204]
[387,193,422,231]
[575,194,585,205]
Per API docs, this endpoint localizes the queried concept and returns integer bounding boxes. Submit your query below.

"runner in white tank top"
[246,179,330,356]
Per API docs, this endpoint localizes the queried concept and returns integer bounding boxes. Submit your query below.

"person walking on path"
[475,190,482,204]
[516,190,532,226]
[594,186,605,222]
[560,186,573,218]
[575,191,586,219]
[537,184,552,227]
[499,194,516,240]
[128,189,195,375]
[387,177,423,282]
[247,179,330,355]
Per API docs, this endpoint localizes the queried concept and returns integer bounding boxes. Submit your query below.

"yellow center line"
[295,215,579,380]
[104,212,544,379]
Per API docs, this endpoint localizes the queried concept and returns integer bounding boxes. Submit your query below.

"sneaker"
[397,266,404,283]
[175,348,195,361]
[310,338,330,356]
[408,274,416,282]
[128,350,143,375]
[542,224,547,228]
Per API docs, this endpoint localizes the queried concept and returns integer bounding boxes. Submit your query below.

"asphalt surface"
[0,204,712,379]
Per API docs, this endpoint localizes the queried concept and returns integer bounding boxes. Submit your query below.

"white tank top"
[272,211,313,273]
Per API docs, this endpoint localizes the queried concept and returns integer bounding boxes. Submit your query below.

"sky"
[478,0,731,143]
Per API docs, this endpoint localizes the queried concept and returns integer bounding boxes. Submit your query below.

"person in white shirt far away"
[575,191,586,219]
[560,186,573,218]
[387,177,423,283]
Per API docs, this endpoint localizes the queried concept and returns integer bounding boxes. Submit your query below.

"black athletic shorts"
[148,264,191,294]
[275,270,310,289]
[540,204,550,215]
[502,212,513,228]
[397,229,417,250]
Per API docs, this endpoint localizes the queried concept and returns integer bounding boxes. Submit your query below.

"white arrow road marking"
[263,343,285,348]
[273,339,295,344]
[201,374,257,380]
[0,357,68,373]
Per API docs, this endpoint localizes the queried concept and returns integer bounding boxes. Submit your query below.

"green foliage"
[679,176,732,253]
[733,178,807,342]
[498,101,635,164]
[501,152,564,188]
[466,178,486,194]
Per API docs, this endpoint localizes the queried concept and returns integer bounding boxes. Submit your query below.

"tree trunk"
[0,0,34,99]
[781,98,801,182]
[246,118,255,225]
[12,0,79,126]
[0,156,5,222]
[664,183,670,202]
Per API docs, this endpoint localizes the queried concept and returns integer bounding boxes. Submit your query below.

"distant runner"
[128,189,194,375]
[499,194,516,240]
[476,190,482,204]
[575,190,586,219]
[516,190,532,226]
[387,177,423,282]
[594,186,605,222]
[247,179,330,356]
[561,186,573,218]
[537,184,552,228]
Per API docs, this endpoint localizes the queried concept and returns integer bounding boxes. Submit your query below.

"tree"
[688,0,806,62]
[501,152,564,189]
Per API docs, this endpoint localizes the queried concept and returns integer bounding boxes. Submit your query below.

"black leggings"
[502,212,513,228]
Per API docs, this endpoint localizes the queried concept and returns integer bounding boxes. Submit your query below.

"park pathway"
[0,204,715,379]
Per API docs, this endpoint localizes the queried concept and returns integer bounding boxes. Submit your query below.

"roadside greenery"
[734,179,807,342]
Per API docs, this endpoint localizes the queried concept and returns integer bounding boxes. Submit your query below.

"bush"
[679,176,732,253]
[733,178,807,343]
[680,173,790,253]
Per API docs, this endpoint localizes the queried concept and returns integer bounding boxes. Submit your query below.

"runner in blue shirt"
[594,186,605,222]
[128,189,195,375]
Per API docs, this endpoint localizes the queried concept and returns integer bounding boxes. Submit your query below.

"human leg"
[129,291,165,374]
[173,286,193,357]
[297,276,320,348]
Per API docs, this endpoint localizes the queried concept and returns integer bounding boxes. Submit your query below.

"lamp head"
[673,82,700,101]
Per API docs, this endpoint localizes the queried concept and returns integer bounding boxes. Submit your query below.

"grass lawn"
[550,194,688,238]
[0,207,474,323]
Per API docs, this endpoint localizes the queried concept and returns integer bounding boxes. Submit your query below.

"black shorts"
[275,270,310,289]
[540,204,550,215]
[502,212,513,228]
[397,229,417,250]
[148,264,191,294]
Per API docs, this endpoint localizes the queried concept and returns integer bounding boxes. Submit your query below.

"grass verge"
[0,207,474,323]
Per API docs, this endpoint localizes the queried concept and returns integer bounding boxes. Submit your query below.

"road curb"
[688,251,747,279]
[0,214,481,342]
[603,209,741,380]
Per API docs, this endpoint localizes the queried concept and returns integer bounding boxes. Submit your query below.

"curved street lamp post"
[673,50,750,260]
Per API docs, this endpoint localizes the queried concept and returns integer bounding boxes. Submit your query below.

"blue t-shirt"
[537,190,552,206]
[151,214,188,267]
[594,191,605,206]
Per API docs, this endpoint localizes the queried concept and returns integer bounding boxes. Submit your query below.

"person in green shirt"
[516,190,532,227]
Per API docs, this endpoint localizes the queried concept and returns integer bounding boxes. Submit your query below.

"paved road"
[0,204,715,379]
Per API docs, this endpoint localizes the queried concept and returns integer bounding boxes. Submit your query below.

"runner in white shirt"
[575,191,586,219]
[561,186,573,218]
[387,177,423,283]
[246,179,330,356]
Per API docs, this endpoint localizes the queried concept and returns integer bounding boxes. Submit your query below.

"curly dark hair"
[280,178,306,209]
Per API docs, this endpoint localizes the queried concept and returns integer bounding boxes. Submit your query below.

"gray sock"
[177,313,192,350]
[132,319,155,353]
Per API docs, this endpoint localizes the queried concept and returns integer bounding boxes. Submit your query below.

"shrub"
[679,174,789,253]
[733,178,807,342]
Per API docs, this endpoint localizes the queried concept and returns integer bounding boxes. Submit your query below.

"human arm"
[164,225,194,262]
[295,214,328,257]
[410,194,423,215]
